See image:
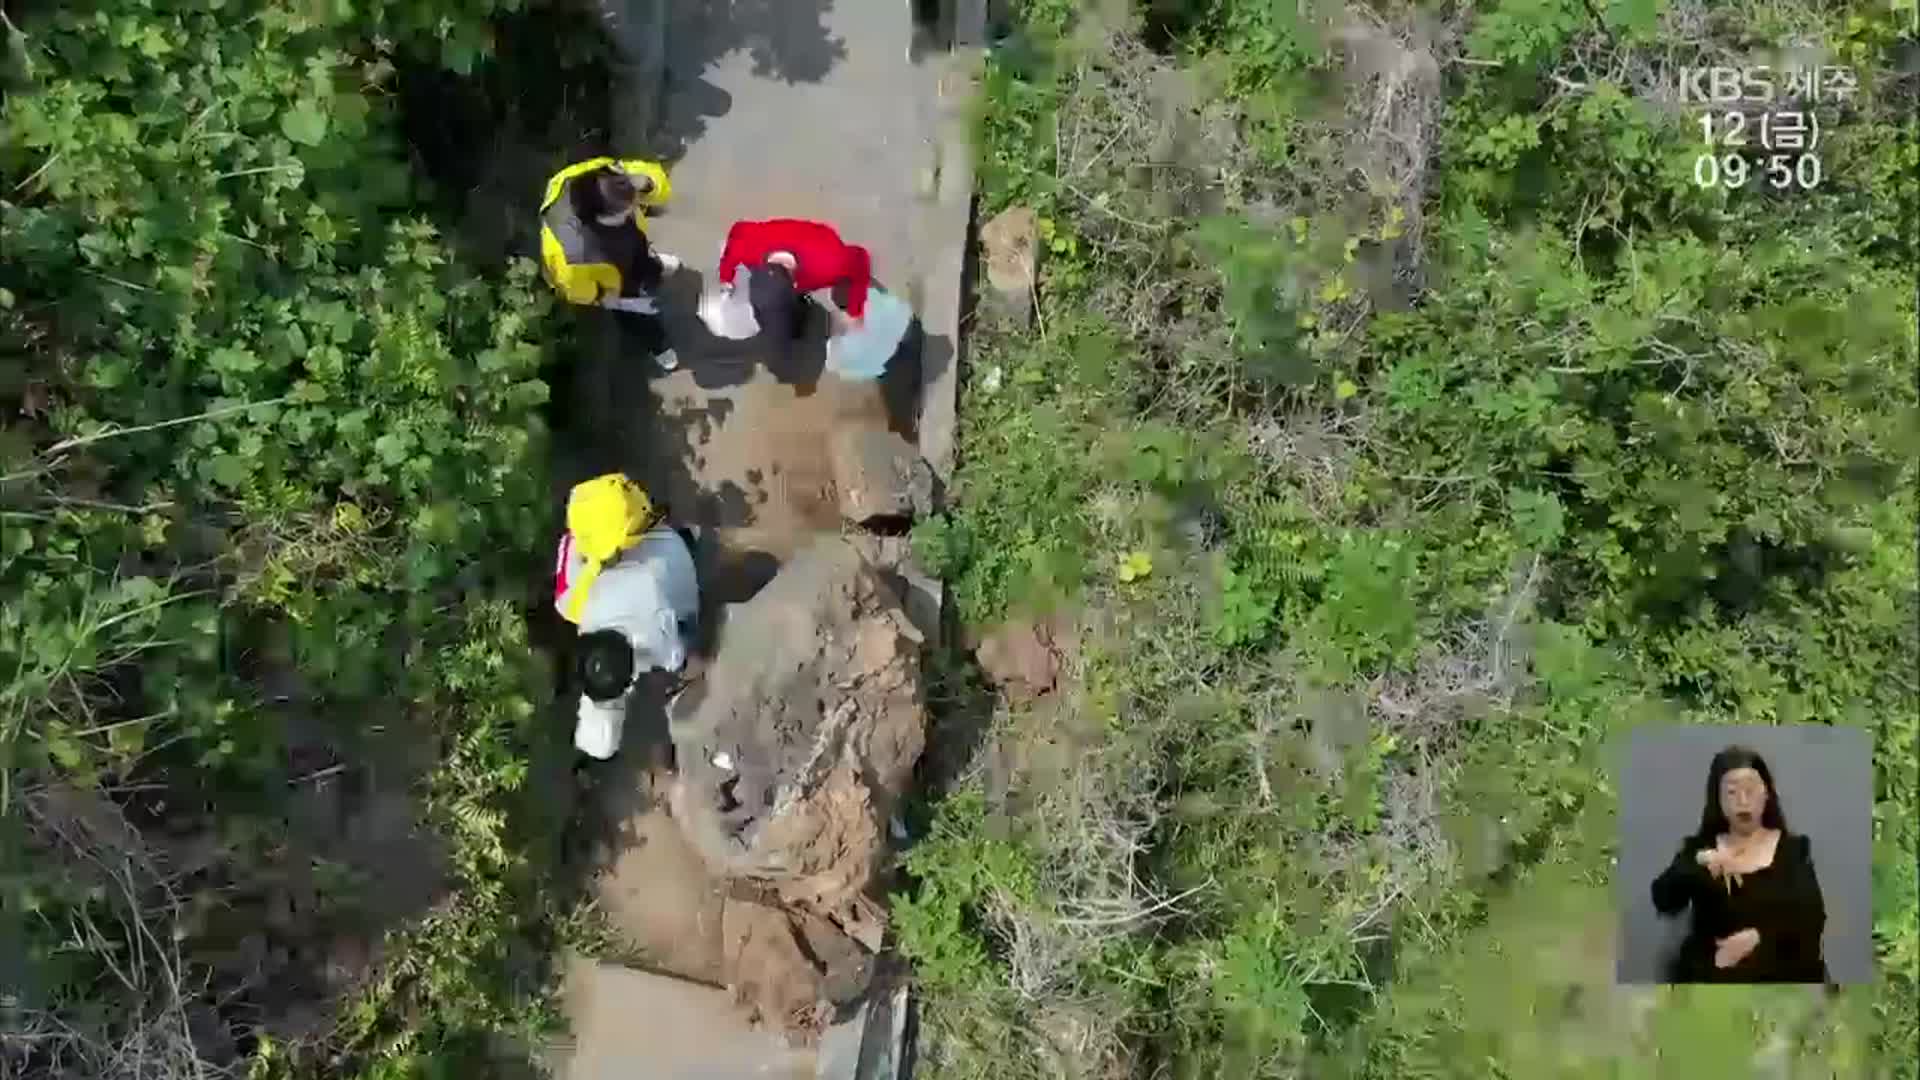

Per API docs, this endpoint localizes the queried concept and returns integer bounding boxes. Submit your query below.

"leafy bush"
[1465,0,1587,69]
[1190,216,1318,389]
[1,0,578,1074]
[913,318,1142,624]
[894,790,1040,998]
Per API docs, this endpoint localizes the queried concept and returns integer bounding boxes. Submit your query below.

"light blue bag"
[825,288,914,381]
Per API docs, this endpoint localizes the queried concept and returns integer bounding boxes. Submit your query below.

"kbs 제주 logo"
[1680,65,1856,191]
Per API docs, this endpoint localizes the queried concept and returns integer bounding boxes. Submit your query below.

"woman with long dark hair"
[539,158,682,320]
[1650,745,1830,983]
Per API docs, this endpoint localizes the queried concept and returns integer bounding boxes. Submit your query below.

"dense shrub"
[1,0,576,1074]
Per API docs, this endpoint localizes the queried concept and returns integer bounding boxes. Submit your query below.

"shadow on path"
[647,269,832,392]
[884,321,931,443]
[653,0,851,164]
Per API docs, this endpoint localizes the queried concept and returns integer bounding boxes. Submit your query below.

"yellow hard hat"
[567,474,657,561]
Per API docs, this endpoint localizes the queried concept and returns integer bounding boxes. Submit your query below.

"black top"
[1650,830,1829,983]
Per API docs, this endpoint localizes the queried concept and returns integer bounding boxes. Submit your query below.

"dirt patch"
[643,349,915,624]
[720,898,833,1037]
[581,742,732,986]
[591,804,731,984]
[645,332,902,539]
[719,895,874,1043]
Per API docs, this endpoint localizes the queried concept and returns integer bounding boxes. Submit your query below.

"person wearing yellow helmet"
[551,473,702,759]
[570,526,700,759]
[554,473,659,624]
[540,157,684,373]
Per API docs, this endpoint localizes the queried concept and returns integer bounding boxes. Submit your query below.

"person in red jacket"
[716,219,873,337]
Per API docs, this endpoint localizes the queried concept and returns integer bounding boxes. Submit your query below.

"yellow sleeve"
[565,560,603,624]
[541,224,601,306]
[541,157,615,212]
[615,159,672,208]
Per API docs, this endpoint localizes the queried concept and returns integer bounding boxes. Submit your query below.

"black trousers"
[745,263,811,342]
[579,214,665,301]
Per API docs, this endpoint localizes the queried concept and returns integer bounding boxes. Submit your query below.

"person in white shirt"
[571,526,700,759]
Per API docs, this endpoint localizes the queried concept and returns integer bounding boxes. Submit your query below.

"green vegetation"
[2,0,1914,1075]
[902,0,1917,1076]
[1,0,601,1074]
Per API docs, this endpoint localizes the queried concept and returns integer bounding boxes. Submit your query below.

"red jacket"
[718,219,872,320]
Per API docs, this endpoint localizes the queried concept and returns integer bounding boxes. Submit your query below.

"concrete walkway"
[558,956,817,1080]
[556,1,980,1077]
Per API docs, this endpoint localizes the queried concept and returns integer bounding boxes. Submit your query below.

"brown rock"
[975,615,1072,704]
[719,898,830,1039]
[979,206,1038,326]
[829,427,934,526]
[754,762,892,951]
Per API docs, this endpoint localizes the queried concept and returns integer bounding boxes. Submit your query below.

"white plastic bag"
[697,269,761,340]
[826,288,914,380]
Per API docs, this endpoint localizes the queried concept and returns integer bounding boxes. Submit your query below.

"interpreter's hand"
[1696,847,1744,892]
[1713,928,1761,969]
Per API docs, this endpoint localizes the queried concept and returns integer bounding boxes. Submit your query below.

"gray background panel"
[1615,724,1873,984]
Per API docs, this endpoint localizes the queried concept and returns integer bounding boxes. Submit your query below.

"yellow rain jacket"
[554,473,661,624]
[539,158,673,307]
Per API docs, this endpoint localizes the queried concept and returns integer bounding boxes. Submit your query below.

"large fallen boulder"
[669,535,926,954]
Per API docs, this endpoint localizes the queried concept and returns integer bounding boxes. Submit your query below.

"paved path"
[634,0,947,591]
[557,1,976,1077]
[558,955,819,1080]
[647,0,937,291]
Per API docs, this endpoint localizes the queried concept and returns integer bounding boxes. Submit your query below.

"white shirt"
[577,527,699,674]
